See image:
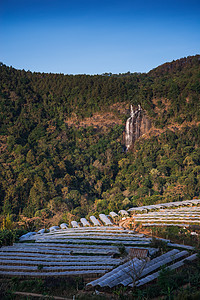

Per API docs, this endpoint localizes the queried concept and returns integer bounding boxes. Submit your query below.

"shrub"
[0,229,27,247]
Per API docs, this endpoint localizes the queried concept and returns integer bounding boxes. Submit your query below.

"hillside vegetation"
[0,55,200,227]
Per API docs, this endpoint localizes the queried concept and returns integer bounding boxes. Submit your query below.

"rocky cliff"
[125,105,151,149]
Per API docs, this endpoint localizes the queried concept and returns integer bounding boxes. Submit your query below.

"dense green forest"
[0,55,200,227]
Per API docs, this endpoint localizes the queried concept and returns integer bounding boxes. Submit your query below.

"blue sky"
[1,0,200,74]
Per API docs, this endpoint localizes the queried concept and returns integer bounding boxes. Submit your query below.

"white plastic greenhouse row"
[133,211,200,217]
[20,227,146,243]
[128,199,200,213]
[133,217,200,221]
[134,215,200,220]
[0,270,107,277]
[167,243,194,250]
[0,259,120,267]
[13,242,124,250]
[141,223,197,227]
[34,235,152,242]
[134,219,200,223]
[45,226,130,233]
[87,249,188,288]
[32,238,151,246]
[132,211,200,217]
[0,246,119,256]
[148,208,200,212]
[0,245,119,255]
[34,231,145,238]
[35,237,150,244]
[134,253,197,287]
[0,254,120,263]
[19,226,133,242]
[0,251,120,260]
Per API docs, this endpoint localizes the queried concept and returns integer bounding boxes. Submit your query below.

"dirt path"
[119,217,133,228]
[119,217,152,236]
[14,291,72,300]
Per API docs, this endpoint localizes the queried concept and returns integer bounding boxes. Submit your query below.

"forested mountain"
[0,55,199,227]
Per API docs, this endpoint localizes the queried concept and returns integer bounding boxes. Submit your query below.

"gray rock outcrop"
[125,105,151,150]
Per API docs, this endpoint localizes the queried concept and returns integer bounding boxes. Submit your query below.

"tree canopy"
[0,55,199,225]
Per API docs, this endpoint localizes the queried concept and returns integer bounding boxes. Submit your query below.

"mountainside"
[0,55,200,227]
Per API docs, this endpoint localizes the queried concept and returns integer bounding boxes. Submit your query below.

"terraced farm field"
[0,226,158,278]
[0,226,197,289]
[128,199,200,227]
[0,199,199,290]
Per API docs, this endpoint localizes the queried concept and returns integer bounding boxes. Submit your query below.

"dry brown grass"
[64,102,129,131]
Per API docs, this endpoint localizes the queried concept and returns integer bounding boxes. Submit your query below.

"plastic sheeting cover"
[89,216,101,226]
[80,218,90,227]
[99,214,113,225]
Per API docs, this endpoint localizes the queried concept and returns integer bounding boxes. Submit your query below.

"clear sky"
[1,0,200,74]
